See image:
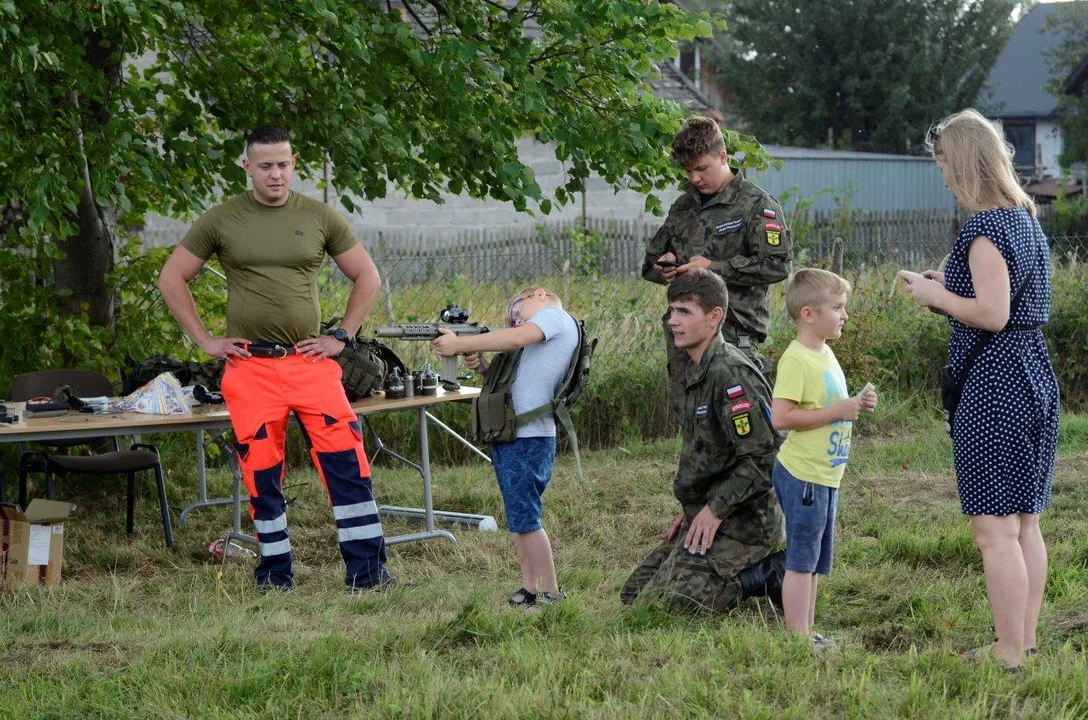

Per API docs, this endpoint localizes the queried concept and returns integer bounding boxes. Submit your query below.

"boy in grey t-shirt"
[433,287,578,610]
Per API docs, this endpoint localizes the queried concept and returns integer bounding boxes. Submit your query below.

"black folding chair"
[12,369,174,548]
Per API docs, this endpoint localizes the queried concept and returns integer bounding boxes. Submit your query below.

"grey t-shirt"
[512,306,579,438]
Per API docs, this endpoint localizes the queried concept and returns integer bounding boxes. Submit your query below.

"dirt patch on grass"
[854,471,960,509]
[2,640,125,669]
[856,456,1085,509]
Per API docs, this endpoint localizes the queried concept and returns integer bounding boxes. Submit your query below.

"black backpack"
[471,317,597,483]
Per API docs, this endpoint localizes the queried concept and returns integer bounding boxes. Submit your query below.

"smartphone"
[656,260,679,269]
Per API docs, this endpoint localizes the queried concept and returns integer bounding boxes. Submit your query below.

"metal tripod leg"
[179,429,237,526]
[363,417,424,478]
[217,433,256,547]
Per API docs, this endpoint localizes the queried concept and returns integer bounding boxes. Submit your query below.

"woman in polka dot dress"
[897,109,1060,670]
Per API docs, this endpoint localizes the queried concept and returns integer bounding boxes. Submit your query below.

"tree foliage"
[708,0,1022,151]
[0,0,776,380]
[1045,0,1088,167]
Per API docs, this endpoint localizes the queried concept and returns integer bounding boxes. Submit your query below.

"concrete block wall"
[138,137,676,249]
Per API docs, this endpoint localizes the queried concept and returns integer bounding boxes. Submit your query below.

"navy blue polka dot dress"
[945,208,1060,516]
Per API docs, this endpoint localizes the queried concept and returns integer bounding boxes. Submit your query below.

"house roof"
[652,61,716,113]
[390,2,721,116]
[981,2,1069,121]
[1065,55,1088,95]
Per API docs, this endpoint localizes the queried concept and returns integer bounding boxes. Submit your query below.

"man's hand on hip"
[200,337,253,367]
[298,334,345,361]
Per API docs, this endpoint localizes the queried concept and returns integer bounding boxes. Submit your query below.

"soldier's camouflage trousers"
[662,312,771,416]
[620,520,775,614]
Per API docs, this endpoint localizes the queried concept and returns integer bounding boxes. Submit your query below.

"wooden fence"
[362,208,996,287]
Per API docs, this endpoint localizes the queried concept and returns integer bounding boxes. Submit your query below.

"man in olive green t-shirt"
[158,125,391,591]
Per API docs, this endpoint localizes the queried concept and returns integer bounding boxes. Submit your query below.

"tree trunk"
[53,30,121,335]
[53,197,115,332]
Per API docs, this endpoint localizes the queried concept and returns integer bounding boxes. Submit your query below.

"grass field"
[2,414,1087,719]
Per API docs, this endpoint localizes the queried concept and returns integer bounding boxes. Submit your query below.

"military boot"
[738,549,786,610]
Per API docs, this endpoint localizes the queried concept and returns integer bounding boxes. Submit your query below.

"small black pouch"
[939,365,960,435]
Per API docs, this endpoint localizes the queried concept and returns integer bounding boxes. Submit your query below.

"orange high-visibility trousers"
[220,354,387,589]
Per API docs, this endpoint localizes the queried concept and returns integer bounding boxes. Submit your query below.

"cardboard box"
[1,499,77,587]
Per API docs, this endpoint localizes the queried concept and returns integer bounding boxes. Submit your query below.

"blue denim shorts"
[772,459,838,575]
[490,436,556,534]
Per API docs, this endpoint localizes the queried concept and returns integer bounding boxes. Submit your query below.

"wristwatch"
[330,328,353,346]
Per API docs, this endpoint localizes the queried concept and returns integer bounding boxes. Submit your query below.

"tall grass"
[1,422,1086,718]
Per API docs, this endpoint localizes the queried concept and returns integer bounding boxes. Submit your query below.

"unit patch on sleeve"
[766,230,781,246]
[730,400,753,414]
[715,217,744,235]
[763,221,782,231]
[726,384,745,399]
[732,412,751,436]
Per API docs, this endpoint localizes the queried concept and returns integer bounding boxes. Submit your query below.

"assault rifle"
[374,305,492,390]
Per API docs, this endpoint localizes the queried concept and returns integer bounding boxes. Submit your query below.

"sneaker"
[524,589,566,614]
[811,634,841,656]
[536,590,566,606]
[508,587,537,607]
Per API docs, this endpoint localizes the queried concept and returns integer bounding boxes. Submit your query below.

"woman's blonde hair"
[925,108,1036,216]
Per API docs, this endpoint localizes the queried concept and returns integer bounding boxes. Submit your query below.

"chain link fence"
[308,215,1086,450]
[324,214,1087,369]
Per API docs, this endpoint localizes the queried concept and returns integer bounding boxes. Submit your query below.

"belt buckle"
[272,345,288,359]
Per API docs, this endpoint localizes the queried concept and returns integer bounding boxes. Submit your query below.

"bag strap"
[956,253,1037,385]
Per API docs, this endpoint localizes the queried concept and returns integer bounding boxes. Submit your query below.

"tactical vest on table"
[322,319,408,401]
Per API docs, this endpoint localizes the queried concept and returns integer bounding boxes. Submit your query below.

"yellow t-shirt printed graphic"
[772,340,852,488]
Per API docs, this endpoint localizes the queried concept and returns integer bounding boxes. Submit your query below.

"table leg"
[425,411,491,463]
[224,439,257,547]
[384,407,456,546]
[179,429,237,526]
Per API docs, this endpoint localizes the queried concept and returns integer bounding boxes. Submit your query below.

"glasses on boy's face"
[508,298,524,327]
[507,288,540,327]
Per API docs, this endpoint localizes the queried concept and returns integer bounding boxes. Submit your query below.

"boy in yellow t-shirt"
[771,268,878,649]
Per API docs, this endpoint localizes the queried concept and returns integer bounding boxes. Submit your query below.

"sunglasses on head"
[926,126,941,149]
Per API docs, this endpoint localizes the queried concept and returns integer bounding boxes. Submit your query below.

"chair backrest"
[10,369,114,401]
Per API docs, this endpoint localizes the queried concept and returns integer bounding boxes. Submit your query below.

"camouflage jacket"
[673,334,785,548]
[642,174,792,342]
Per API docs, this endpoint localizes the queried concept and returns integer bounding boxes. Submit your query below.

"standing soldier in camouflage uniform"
[643,116,792,410]
[621,269,786,613]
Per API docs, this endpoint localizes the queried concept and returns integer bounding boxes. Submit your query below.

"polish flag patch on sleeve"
[726,384,745,399]
[761,208,777,219]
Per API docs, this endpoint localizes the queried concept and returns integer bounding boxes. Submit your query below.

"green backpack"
[323,318,407,401]
[471,317,597,484]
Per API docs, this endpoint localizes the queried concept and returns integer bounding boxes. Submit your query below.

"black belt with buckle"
[248,343,298,358]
